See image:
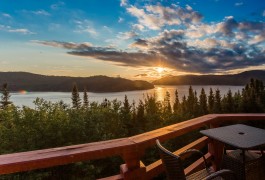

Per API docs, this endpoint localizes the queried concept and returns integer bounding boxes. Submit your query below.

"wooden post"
[120,148,146,180]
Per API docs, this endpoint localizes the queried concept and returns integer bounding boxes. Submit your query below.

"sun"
[156,67,164,74]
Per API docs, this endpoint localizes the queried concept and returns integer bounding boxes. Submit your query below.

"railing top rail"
[0,113,264,175]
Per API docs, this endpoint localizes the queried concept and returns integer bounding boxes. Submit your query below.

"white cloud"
[2,13,12,18]
[249,33,265,44]
[8,28,35,35]
[74,20,98,36]
[126,5,202,30]
[32,10,50,16]
[118,17,124,23]
[103,26,112,33]
[51,1,65,10]
[0,24,35,35]
[186,5,193,10]
[117,31,138,40]
[120,0,128,7]
[235,2,243,6]
[187,38,219,49]
[132,24,145,31]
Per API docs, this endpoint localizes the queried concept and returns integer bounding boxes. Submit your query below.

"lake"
[10,85,244,108]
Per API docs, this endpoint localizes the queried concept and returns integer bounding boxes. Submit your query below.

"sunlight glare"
[156,67,164,74]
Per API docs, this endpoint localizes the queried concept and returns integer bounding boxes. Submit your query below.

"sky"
[0,0,265,80]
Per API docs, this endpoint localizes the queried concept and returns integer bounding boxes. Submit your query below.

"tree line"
[0,79,265,179]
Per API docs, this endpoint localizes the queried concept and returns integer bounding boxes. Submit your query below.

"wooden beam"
[0,138,135,175]
[184,152,212,175]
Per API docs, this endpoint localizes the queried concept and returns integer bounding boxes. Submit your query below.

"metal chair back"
[156,139,186,180]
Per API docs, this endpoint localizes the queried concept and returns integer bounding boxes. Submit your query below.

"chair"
[156,139,236,180]
[222,149,265,180]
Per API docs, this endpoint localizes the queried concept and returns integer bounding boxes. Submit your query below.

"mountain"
[153,70,265,85]
[0,72,154,92]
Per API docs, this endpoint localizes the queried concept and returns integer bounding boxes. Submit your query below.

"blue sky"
[0,0,264,80]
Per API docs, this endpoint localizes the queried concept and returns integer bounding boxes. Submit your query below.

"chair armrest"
[179,149,207,168]
[205,169,237,180]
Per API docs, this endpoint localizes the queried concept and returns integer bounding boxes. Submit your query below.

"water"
[10,85,244,108]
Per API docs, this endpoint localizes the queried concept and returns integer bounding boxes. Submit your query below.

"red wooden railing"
[0,114,264,179]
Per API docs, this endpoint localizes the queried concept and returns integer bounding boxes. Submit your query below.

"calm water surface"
[10,85,244,108]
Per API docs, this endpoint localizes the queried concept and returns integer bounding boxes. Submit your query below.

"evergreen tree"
[83,88,89,107]
[213,89,222,113]
[199,88,208,115]
[208,88,214,113]
[0,83,12,109]
[71,83,81,109]
[187,86,199,116]
[233,91,242,112]
[222,90,234,113]
[121,95,132,136]
[173,89,180,114]
[181,95,188,117]
[136,100,145,132]
[241,79,265,112]
[164,91,172,114]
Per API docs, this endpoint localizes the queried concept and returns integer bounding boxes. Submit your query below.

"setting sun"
[156,67,164,74]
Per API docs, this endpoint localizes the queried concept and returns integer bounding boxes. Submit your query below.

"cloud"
[33,40,93,49]
[2,13,12,18]
[249,31,265,44]
[132,24,145,31]
[216,16,238,36]
[32,10,50,16]
[34,4,265,74]
[118,17,124,23]
[135,73,147,77]
[0,24,35,35]
[51,1,65,10]
[130,38,148,49]
[8,28,35,34]
[120,0,128,7]
[73,20,98,36]
[117,31,138,40]
[127,4,202,30]
[263,10,265,17]
[235,2,243,6]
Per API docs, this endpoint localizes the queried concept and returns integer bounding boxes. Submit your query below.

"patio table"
[200,124,265,180]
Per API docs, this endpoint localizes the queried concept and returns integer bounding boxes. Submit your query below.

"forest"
[0,79,265,179]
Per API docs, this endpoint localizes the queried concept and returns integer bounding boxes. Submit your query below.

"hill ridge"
[0,72,154,92]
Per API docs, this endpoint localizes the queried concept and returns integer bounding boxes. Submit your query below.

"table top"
[200,124,265,149]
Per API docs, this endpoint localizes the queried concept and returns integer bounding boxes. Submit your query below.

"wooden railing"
[0,114,265,179]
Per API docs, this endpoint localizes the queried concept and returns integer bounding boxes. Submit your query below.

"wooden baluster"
[120,148,146,180]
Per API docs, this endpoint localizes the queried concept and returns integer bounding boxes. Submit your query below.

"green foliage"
[0,79,265,179]
[199,88,208,115]
[71,83,81,109]
[0,83,12,109]
[83,88,89,108]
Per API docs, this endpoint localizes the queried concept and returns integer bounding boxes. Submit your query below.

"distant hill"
[153,70,265,85]
[0,72,154,92]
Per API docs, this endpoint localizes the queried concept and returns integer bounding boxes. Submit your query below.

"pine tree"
[208,88,214,113]
[222,90,234,113]
[121,95,132,136]
[164,91,172,114]
[0,83,12,109]
[83,88,89,107]
[173,89,180,114]
[136,100,145,132]
[71,83,81,109]
[199,88,208,115]
[213,89,222,113]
